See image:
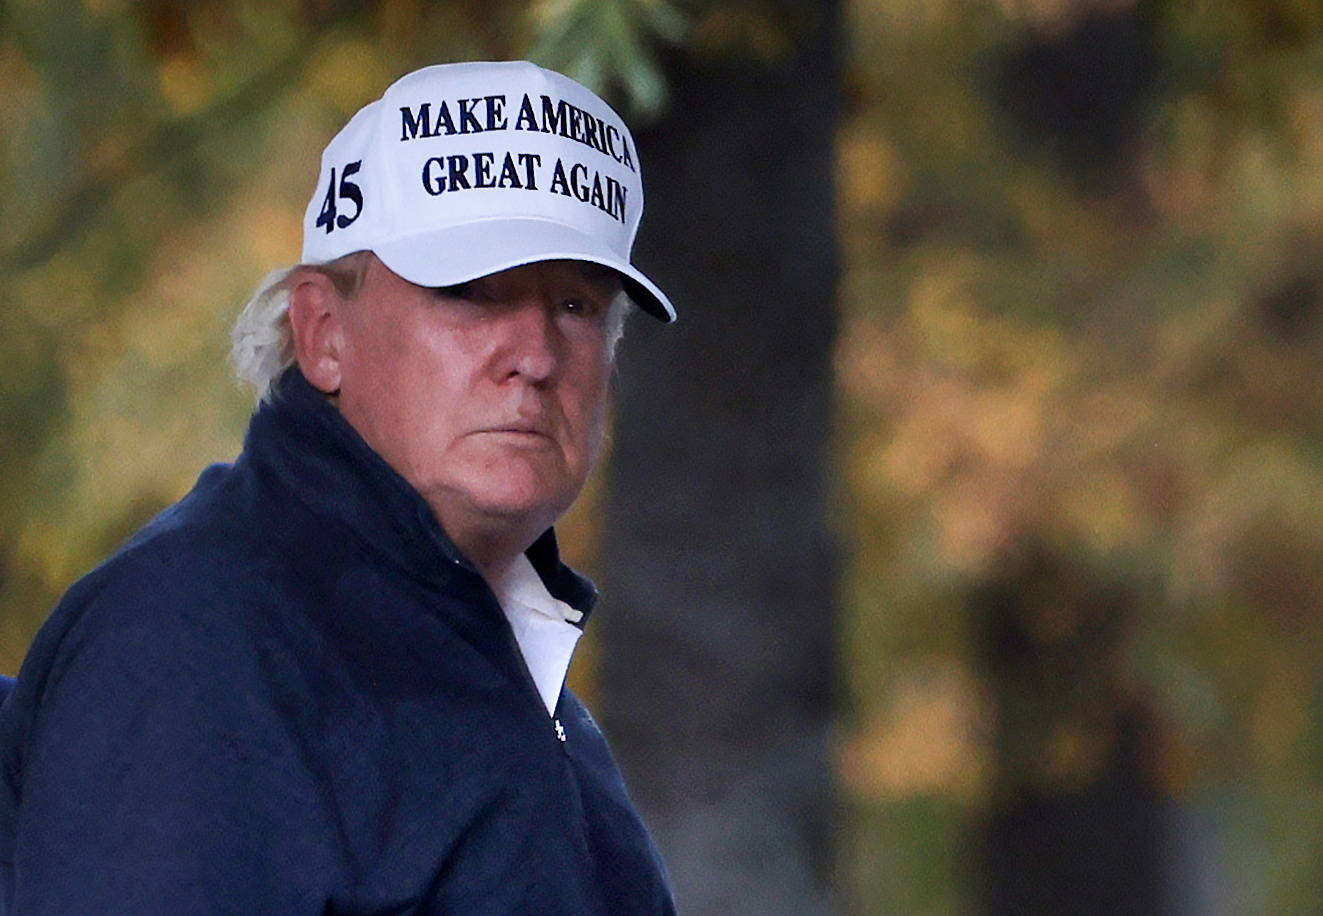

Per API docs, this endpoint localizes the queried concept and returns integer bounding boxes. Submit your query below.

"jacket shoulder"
[12,458,341,716]
[0,459,351,910]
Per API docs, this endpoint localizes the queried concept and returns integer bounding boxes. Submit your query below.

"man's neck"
[433,509,544,587]
[475,552,519,587]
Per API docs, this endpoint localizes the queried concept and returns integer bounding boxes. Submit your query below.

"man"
[0,61,676,913]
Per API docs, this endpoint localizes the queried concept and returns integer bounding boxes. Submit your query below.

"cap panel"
[299,60,672,321]
[302,101,385,264]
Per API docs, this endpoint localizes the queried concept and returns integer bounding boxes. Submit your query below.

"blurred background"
[2,0,1322,912]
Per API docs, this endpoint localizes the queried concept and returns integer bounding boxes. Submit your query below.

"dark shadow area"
[972,542,1171,914]
[989,6,1159,188]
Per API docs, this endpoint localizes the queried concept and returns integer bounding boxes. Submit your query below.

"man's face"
[331,256,619,555]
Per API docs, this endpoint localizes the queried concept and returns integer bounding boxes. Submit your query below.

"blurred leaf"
[528,0,689,117]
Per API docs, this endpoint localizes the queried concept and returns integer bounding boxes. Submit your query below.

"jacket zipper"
[487,589,572,755]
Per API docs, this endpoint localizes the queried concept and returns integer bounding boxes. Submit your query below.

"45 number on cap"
[316,160,364,234]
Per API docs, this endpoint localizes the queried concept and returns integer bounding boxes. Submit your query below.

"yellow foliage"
[303,39,394,116]
[838,128,906,214]
[839,660,987,800]
[158,55,209,115]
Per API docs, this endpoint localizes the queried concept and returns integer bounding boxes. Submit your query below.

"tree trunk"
[972,543,1171,914]
[598,5,841,913]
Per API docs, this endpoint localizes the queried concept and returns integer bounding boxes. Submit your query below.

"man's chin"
[453,481,576,528]
[416,464,585,541]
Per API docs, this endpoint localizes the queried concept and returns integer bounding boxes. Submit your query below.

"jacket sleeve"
[4,564,347,914]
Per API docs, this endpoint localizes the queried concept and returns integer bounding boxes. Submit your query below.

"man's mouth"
[476,423,552,440]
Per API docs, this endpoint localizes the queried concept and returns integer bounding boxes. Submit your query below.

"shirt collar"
[489,554,584,626]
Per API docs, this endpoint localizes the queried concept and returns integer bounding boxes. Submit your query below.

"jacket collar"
[240,366,598,619]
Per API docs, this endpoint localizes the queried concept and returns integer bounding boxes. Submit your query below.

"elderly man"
[0,61,675,913]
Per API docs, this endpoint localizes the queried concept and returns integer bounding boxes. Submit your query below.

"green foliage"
[842,794,969,915]
[528,0,689,117]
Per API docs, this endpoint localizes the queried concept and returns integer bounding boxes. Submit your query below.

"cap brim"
[371,218,675,323]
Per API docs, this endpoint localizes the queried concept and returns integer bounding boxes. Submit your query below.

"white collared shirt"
[488,554,584,717]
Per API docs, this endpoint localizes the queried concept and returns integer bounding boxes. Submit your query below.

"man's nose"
[500,299,561,383]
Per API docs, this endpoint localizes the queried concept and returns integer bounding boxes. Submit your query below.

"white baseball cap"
[301,60,675,322]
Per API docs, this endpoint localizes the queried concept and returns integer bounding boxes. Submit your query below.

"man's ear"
[287,269,347,394]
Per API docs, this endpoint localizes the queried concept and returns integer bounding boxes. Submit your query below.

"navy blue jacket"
[0,368,673,914]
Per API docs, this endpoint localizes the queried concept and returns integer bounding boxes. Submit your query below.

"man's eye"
[561,298,603,317]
